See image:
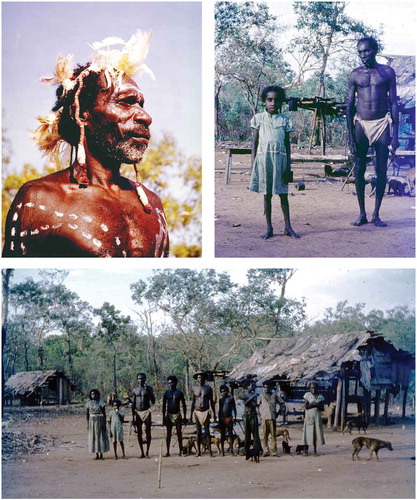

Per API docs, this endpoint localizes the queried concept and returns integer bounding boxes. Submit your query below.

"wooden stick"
[157,440,163,489]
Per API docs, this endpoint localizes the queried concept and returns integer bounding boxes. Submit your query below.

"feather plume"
[30,112,68,168]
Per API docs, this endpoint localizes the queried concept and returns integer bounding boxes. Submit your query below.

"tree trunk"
[24,341,29,371]
[67,339,73,376]
[113,351,118,398]
[2,269,13,416]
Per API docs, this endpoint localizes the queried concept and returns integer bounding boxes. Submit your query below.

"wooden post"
[341,370,348,431]
[363,388,371,423]
[402,387,408,418]
[320,111,326,155]
[374,389,381,423]
[334,378,342,430]
[158,440,163,488]
[383,389,390,424]
[225,151,232,184]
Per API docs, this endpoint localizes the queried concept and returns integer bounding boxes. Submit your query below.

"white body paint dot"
[12,213,18,221]
[100,224,109,232]
[55,211,64,217]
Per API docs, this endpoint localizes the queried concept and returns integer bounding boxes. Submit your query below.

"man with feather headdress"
[3,31,169,258]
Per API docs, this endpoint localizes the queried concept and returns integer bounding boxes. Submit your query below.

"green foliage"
[215,1,293,139]
[302,300,415,355]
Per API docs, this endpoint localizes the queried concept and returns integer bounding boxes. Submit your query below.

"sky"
[9,267,415,326]
[2,2,202,173]
[269,0,416,57]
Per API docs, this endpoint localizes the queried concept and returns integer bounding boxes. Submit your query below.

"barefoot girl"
[108,399,127,459]
[249,85,299,239]
[86,389,110,459]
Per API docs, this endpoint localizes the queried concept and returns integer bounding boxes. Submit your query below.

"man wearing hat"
[190,371,216,457]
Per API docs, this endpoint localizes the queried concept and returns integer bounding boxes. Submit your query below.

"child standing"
[249,85,299,239]
[108,399,127,459]
[86,389,110,460]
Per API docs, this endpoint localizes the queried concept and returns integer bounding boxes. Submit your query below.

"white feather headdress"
[32,29,154,167]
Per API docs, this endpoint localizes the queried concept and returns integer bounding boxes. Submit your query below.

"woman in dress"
[301,381,325,456]
[86,389,110,459]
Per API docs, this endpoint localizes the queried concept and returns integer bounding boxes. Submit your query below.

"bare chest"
[356,67,390,90]
[12,188,168,257]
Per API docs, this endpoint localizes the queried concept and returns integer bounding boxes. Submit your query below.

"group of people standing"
[86,373,325,461]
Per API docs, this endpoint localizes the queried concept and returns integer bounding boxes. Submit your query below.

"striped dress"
[249,111,293,195]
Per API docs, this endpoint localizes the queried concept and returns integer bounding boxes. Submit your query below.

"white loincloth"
[354,112,392,146]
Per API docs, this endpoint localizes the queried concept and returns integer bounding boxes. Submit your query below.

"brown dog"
[201,434,222,455]
[352,437,393,461]
[276,429,291,441]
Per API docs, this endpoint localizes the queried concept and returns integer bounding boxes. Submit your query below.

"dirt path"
[2,407,415,498]
[215,150,415,258]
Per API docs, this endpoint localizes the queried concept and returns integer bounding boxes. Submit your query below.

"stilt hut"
[227,331,414,429]
[4,370,77,406]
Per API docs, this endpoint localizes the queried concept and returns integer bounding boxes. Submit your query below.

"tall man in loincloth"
[162,375,187,457]
[132,373,155,458]
[3,30,169,257]
[190,371,216,457]
[346,36,399,227]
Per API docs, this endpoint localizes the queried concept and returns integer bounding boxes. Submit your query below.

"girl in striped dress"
[86,389,110,459]
[249,85,299,240]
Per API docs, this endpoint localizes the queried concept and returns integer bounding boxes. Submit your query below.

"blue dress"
[249,111,293,195]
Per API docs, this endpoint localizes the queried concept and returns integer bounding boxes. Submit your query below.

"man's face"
[197,374,205,385]
[85,75,152,164]
[263,384,271,394]
[220,389,228,397]
[137,374,146,385]
[357,41,377,68]
[168,379,176,390]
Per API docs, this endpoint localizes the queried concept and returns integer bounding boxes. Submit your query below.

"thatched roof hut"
[4,370,77,406]
[228,331,414,427]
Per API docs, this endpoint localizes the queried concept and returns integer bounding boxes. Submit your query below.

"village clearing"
[2,405,415,498]
[215,146,415,258]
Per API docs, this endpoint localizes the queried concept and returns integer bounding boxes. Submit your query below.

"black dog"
[282,440,292,454]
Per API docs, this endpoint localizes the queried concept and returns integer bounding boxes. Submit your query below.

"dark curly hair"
[357,36,379,52]
[261,85,286,103]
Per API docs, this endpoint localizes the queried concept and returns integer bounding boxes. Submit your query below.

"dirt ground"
[2,406,415,499]
[215,148,415,258]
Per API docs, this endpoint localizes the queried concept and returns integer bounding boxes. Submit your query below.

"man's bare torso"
[132,385,154,412]
[3,169,169,257]
[192,385,212,412]
[350,63,394,120]
[164,389,184,414]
